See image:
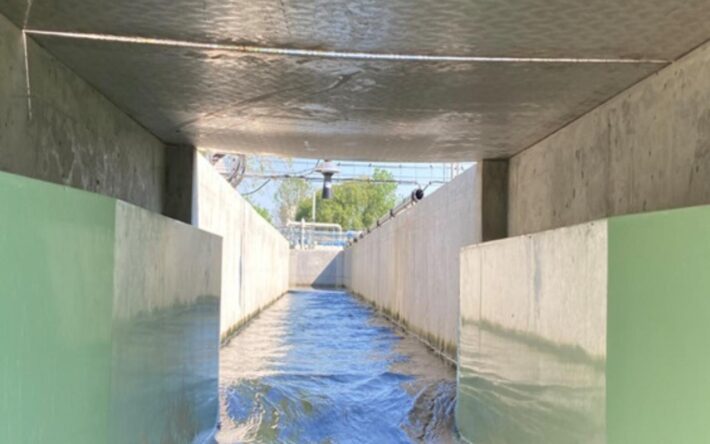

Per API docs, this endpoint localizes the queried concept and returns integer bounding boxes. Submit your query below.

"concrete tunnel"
[1,0,710,442]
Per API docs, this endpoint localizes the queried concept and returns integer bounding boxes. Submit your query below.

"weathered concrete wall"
[290,249,344,287]
[344,167,479,357]
[460,221,608,359]
[0,170,221,444]
[509,40,710,236]
[0,12,166,212]
[193,154,289,338]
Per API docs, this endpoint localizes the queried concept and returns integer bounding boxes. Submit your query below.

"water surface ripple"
[217,288,456,443]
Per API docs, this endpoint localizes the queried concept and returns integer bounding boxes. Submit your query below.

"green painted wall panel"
[608,206,710,443]
[0,171,116,443]
[0,171,221,443]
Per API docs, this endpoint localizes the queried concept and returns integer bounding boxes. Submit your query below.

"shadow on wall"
[290,249,345,288]
[314,251,344,287]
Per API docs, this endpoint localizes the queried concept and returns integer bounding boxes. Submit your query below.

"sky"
[233,156,474,224]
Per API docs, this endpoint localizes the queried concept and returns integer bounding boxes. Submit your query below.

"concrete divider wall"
[290,249,344,287]
[193,154,289,338]
[457,218,609,443]
[457,205,710,442]
[0,171,221,444]
[460,220,608,358]
[509,40,710,236]
[344,167,479,356]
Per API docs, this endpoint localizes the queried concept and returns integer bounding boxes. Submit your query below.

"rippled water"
[216,288,456,443]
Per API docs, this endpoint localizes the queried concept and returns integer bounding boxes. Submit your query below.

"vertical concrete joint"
[163,144,196,224]
[480,159,509,241]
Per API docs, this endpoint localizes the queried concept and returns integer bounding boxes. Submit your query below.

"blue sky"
[235,156,473,224]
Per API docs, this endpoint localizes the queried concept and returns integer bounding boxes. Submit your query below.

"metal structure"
[352,188,425,245]
[315,160,339,199]
[281,220,356,250]
[3,0,708,162]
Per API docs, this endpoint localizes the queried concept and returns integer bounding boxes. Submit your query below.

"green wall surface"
[608,206,710,444]
[457,205,710,443]
[0,171,221,444]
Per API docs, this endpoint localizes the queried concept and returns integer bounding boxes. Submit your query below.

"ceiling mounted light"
[316,160,339,199]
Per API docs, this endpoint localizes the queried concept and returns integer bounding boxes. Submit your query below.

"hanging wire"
[241,178,272,196]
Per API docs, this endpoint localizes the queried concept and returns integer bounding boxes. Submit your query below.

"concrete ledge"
[460,220,607,359]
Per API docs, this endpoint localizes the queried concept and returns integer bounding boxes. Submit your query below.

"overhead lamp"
[316,160,339,199]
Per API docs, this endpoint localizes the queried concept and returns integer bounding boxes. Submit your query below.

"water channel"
[216,288,457,443]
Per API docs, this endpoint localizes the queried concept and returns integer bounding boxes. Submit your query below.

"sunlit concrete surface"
[193,154,290,339]
[460,220,607,358]
[344,167,479,357]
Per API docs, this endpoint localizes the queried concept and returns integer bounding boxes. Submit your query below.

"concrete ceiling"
[1,0,709,162]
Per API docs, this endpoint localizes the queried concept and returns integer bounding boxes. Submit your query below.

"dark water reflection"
[217,289,456,443]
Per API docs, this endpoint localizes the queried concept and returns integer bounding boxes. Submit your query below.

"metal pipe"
[287,220,343,233]
[371,188,425,232]
[312,191,317,222]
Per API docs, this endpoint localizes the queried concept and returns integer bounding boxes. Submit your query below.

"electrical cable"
[241,178,272,196]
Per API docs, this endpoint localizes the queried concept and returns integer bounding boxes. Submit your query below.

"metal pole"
[312,190,316,222]
[300,218,305,249]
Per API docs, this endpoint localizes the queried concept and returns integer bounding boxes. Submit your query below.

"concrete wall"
[193,154,289,338]
[0,170,221,444]
[0,12,166,212]
[290,249,344,287]
[509,40,710,236]
[344,166,479,356]
[457,205,710,443]
[460,220,608,359]
[457,219,609,444]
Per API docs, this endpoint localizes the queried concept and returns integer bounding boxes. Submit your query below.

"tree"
[251,202,273,224]
[243,196,273,224]
[275,178,312,225]
[295,169,397,230]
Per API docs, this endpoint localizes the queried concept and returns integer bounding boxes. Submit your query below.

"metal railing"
[280,220,360,249]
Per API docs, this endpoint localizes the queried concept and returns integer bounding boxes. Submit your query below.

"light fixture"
[316,160,339,199]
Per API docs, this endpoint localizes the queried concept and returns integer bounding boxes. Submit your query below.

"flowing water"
[216,288,457,443]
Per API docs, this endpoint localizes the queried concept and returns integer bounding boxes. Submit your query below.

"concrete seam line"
[21,31,32,120]
[24,30,669,65]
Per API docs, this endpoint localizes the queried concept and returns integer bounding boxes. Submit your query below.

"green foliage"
[244,196,273,224]
[295,169,397,230]
[252,203,273,224]
[274,178,313,225]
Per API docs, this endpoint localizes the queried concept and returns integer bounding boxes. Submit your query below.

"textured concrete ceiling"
[1,0,709,161]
